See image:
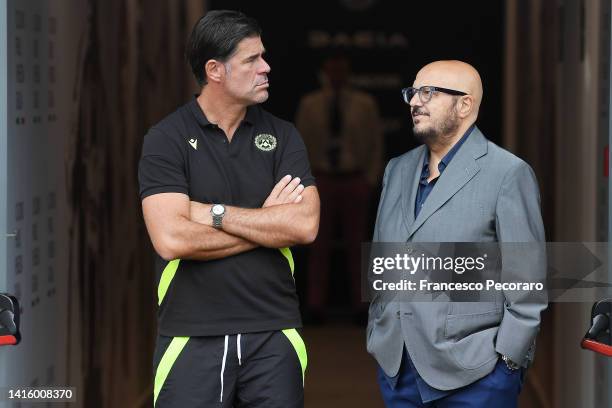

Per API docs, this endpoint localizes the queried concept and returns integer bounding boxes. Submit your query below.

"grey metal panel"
[0,2,7,291]
[0,0,63,400]
[0,2,8,403]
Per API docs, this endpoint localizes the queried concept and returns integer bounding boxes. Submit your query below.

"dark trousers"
[378,349,524,408]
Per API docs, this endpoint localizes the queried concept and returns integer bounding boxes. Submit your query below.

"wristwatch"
[501,354,520,371]
[210,204,226,229]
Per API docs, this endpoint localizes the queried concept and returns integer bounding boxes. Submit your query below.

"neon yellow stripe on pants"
[154,337,189,406]
[158,259,180,305]
[282,328,307,386]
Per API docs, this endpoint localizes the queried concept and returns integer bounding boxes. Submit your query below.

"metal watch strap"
[501,354,520,370]
[212,214,223,228]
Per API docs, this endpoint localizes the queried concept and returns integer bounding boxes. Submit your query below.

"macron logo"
[188,138,198,150]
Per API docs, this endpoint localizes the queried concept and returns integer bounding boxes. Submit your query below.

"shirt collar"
[439,124,475,168]
[244,104,257,125]
[189,95,257,128]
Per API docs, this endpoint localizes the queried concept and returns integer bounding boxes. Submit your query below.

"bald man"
[366,61,546,407]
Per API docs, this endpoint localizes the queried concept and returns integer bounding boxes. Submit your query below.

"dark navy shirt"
[410,124,474,402]
[415,125,475,218]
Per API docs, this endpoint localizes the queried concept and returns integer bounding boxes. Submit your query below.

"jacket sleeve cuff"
[494,307,540,367]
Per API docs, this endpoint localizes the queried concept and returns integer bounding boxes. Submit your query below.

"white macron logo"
[188,138,198,150]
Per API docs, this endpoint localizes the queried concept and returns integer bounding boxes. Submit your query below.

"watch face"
[212,205,224,216]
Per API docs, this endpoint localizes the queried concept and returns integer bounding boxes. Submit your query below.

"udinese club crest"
[254,133,277,152]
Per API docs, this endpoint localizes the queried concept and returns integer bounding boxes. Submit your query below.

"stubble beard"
[413,105,461,145]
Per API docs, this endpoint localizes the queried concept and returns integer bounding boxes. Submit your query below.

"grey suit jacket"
[366,127,547,390]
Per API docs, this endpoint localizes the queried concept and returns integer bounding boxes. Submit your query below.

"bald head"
[414,60,483,118]
[408,60,483,146]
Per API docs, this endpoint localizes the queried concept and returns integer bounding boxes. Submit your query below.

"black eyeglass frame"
[401,86,468,104]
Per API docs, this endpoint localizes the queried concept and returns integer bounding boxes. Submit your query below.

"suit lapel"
[406,128,488,239]
[401,145,426,230]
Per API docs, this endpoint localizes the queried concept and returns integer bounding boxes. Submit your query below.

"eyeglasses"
[401,86,467,104]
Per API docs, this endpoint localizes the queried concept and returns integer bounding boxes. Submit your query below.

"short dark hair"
[186,10,262,87]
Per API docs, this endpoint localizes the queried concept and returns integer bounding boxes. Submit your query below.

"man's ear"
[457,95,474,119]
[204,59,225,84]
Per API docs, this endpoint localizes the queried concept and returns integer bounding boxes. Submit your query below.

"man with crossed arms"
[139,10,319,407]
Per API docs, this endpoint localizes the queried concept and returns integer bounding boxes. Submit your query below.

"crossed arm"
[142,176,320,261]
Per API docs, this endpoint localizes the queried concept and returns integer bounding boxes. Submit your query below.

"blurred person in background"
[296,53,383,323]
